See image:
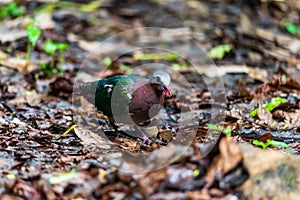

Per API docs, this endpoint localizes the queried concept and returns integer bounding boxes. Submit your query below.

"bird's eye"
[152,71,170,86]
[156,77,161,83]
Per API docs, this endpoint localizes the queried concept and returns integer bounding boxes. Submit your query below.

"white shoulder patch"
[104,84,114,94]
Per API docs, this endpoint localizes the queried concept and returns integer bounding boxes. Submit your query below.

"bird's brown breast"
[128,82,165,124]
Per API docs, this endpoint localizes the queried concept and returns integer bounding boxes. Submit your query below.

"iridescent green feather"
[90,75,145,117]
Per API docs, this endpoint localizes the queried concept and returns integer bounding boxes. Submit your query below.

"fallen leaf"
[49,77,73,98]
[284,109,300,128]
[256,133,275,143]
[240,143,300,199]
[74,126,113,148]
[257,103,273,127]
[282,78,300,90]
[0,58,37,73]
[205,136,245,188]
[246,66,268,82]
[138,169,167,195]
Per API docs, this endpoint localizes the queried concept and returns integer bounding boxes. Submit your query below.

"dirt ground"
[1,0,300,199]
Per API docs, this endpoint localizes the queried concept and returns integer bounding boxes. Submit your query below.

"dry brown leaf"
[74,126,113,149]
[0,12,54,43]
[263,47,291,62]
[286,68,300,84]
[284,110,300,128]
[35,12,55,30]
[213,65,248,76]
[13,180,41,199]
[237,81,252,98]
[246,67,268,82]
[256,133,275,143]
[0,50,8,60]
[205,136,243,187]
[186,190,213,200]
[226,122,238,132]
[288,56,300,68]
[240,143,300,199]
[8,93,48,105]
[239,11,255,34]
[0,58,37,73]
[282,78,300,90]
[0,28,27,43]
[257,104,273,127]
[256,28,300,54]
[138,169,167,196]
[209,65,268,82]
[187,1,209,18]
[217,137,243,174]
[115,137,140,151]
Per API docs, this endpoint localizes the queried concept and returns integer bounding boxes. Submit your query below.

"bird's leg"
[109,119,135,140]
[109,119,121,139]
[109,119,152,145]
[133,124,152,145]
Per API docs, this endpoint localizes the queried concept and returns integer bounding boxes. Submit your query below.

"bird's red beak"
[164,87,172,97]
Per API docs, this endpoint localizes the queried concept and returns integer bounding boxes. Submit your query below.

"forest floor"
[1,0,300,199]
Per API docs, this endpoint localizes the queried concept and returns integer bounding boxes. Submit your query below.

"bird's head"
[150,71,172,97]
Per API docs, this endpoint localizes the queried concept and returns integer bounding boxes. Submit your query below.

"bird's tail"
[79,81,98,104]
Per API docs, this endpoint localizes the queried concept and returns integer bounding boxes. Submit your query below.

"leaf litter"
[1,0,300,199]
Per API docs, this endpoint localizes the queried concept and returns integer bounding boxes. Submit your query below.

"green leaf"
[253,139,289,150]
[6,174,16,179]
[0,2,25,20]
[209,44,233,60]
[266,140,289,149]
[193,169,200,177]
[44,39,68,54]
[26,17,38,26]
[57,43,68,51]
[206,123,232,136]
[8,2,25,17]
[26,25,41,46]
[48,168,77,184]
[25,90,37,96]
[237,119,243,124]
[38,62,47,70]
[250,108,258,117]
[34,3,56,13]
[253,140,267,149]
[205,123,222,131]
[35,1,101,14]
[0,6,9,20]
[285,22,300,35]
[224,127,232,136]
[10,6,25,17]
[77,1,101,12]
[0,55,5,61]
[103,57,112,66]
[166,53,180,61]
[264,97,286,112]
[171,62,188,70]
[44,39,57,54]
[38,62,57,75]
[133,52,180,61]
[120,64,133,74]
[250,97,286,117]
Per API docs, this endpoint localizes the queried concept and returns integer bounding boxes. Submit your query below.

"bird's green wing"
[94,75,144,117]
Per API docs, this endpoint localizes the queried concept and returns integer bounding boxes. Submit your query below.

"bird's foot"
[134,125,153,145]
[140,134,152,145]
[115,132,120,139]
[114,130,152,145]
[110,121,153,145]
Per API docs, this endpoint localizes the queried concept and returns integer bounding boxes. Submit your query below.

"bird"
[79,71,172,144]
